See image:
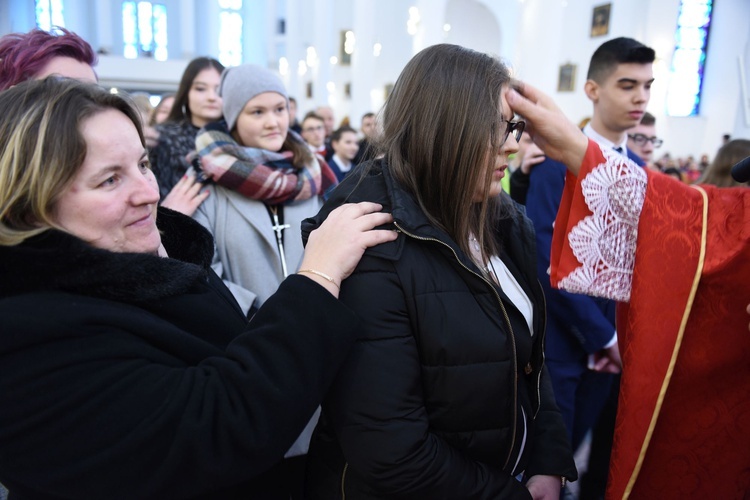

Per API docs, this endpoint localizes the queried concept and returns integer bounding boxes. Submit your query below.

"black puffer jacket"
[303,160,576,499]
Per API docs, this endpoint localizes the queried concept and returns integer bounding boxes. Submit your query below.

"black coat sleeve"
[509,167,531,205]
[0,275,358,499]
[525,365,579,482]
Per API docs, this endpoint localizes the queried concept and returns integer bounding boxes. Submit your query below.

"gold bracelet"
[298,269,340,290]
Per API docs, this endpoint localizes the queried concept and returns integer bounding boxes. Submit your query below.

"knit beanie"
[219,64,288,131]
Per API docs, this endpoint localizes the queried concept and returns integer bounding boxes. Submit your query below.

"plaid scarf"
[193,120,337,205]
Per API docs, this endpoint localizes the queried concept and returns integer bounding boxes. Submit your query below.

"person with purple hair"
[0,27,210,216]
[0,27,97,91]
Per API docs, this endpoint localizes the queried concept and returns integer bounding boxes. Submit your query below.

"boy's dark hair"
[331,125,357,143]
[640,111,656,126]
[302,111,324,125]
[587,37,655,83]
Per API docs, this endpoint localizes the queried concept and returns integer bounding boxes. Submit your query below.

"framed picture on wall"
[558,63,576,92]
[591,3,611,37]
[340,30,352,66]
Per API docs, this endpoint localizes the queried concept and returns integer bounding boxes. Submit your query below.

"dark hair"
[166,57,224,125]
[380,43,513,263]
[302,111,324,125]
[289,96,297,104]
[587,37,655,83]
[698,139,750,188]
[361,112,375,121]
[640,111,656,126]
[663,167,684,182]
[330,126,357,143]
[0,78,144,245]
[0,28,97,91]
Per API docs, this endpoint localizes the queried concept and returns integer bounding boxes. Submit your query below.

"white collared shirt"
[331,154,352,174]
[583,123,628,153]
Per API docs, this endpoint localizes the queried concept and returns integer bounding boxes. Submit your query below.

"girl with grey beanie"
[191,65,338,499]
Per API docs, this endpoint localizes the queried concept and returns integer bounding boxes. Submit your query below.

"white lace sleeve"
[557,147,648,302]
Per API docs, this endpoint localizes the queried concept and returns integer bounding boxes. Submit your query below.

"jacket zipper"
[393,222,520,471]
[341,462,348,499]
[533,280,547,418]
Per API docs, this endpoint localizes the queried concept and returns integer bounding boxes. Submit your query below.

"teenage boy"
[522,38,655,491]
[327,126,359,182]
[626,111,662,169]
[354,112,377,164]
[300,112,328,158]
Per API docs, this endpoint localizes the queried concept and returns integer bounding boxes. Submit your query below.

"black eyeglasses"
[628,133,663,148]
[303,125,325,133]
[501,119,525,145]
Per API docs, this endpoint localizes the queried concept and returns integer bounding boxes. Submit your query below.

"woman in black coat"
[304,44,576,499]
[0,77,396,499]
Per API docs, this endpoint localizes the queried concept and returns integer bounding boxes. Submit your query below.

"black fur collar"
[0,208,215,303]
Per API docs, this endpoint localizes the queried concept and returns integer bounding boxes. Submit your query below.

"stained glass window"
[122,1,168,61]
[218,1,243,66]
[667,0,713,116]
[35,0,65,31]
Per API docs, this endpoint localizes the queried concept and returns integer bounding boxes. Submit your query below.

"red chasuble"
[550,141,750,499]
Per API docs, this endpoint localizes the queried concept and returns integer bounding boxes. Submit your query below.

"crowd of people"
[0,25,748,500]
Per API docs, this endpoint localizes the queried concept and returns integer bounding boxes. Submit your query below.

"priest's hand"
[300,202,397,297]
[507,82,589,175]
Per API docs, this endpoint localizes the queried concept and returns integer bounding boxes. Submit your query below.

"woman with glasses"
[304,44,576,499]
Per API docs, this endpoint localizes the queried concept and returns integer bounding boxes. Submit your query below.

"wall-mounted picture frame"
[305,81,313,99]
[558,63,576,92]
[339,30,352,66]
[591,3,611,37]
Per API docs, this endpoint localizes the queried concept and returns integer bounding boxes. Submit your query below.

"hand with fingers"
[161,172,211,216]
[298,202,398,297]
[590,342,622,374]
[507,81,589,175]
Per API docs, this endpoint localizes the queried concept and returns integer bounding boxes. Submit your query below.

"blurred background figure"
[301,111,328,158]
[327,125,359,182]
[698,139,750,187]
[354,111,378,164]
[149,93,175,126]
[509,131,546,202]
[128,91,154,125]
[627,111,662,169]
[315,105,335,160]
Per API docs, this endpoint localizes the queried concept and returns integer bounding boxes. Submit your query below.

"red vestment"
[550,141,750,498]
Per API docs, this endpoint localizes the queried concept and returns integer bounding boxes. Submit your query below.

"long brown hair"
[0,78,144,246]
[166,57,224,125]
[379,43,512,263]
[698,139,750,188]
